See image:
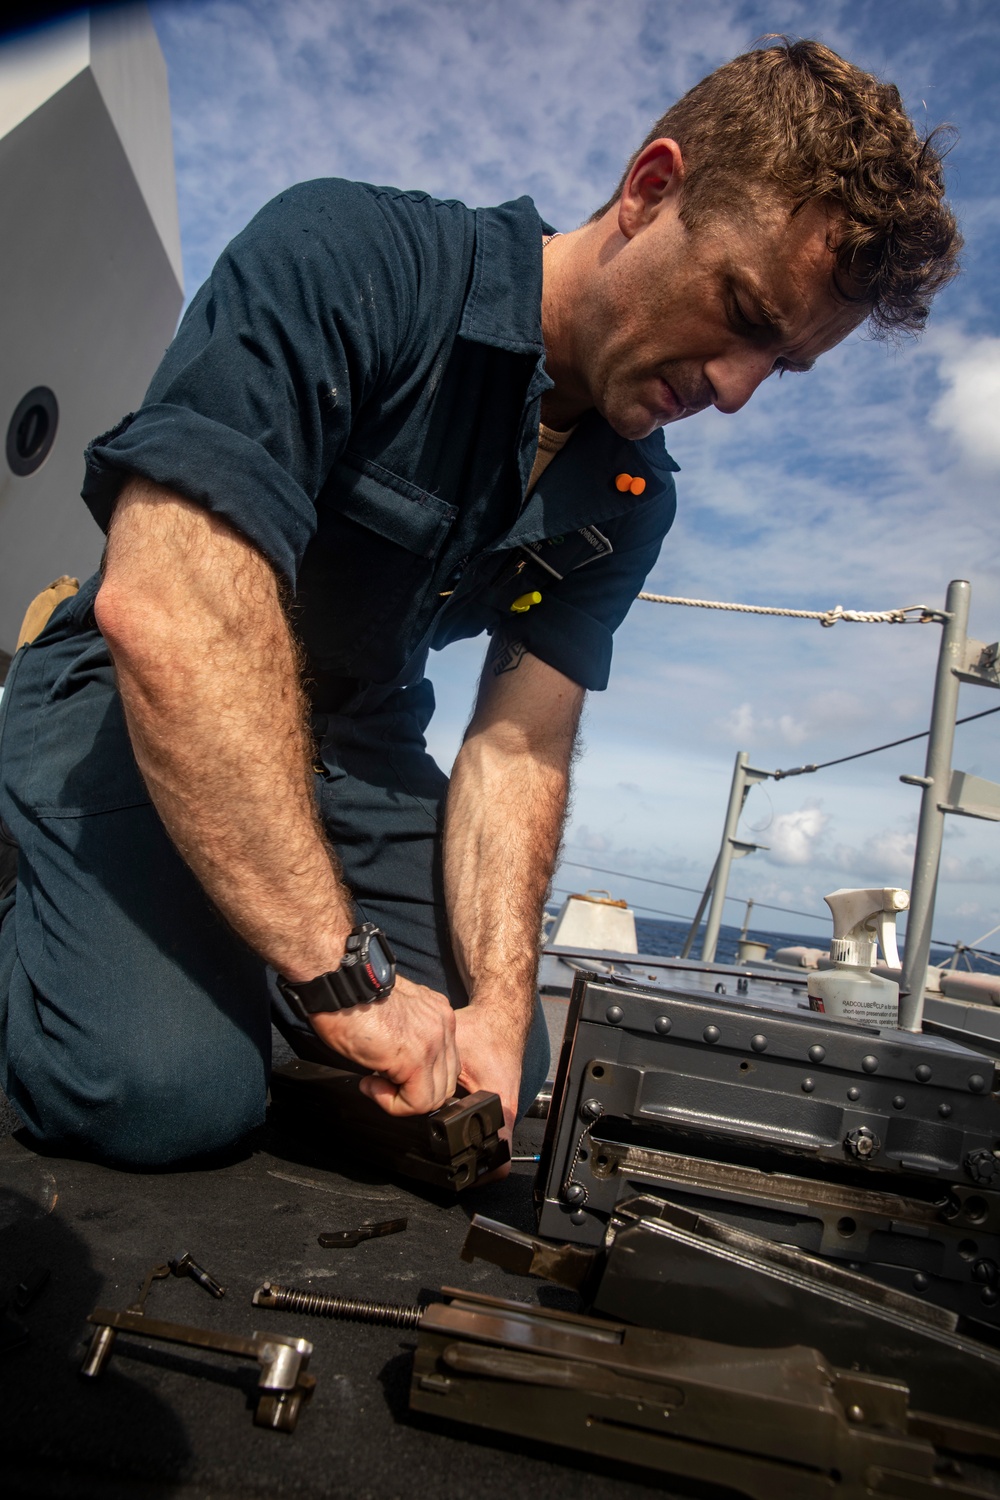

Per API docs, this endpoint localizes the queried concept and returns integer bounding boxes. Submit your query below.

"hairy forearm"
[443,639,582,1043]
[95,481,352,980]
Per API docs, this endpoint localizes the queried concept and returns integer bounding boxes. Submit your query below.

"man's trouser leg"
[0,596,549,1165]
[0,588,274,1165]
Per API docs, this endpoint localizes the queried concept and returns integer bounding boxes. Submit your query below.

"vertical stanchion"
[899,579,970,1030]
[680,856,717,959]
[701,753,750,964]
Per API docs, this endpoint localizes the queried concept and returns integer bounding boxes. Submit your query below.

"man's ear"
[618,138,685,240]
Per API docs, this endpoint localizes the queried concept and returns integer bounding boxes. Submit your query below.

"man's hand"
[313,974,459,1116]
[455,1003,523,1175]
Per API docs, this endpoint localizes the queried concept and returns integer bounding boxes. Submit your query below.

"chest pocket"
[296,453,458,678]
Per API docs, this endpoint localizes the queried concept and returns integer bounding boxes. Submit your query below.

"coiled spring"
[253,1280,424,1328]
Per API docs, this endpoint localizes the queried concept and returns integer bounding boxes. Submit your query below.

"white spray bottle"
[807,887,909,1028]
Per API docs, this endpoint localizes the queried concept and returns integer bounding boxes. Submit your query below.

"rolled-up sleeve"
[81,181,404,584]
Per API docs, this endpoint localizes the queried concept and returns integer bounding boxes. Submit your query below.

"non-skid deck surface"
[0,1025,694,1500]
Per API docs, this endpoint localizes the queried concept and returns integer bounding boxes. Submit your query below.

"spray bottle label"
[807,978,898,1027]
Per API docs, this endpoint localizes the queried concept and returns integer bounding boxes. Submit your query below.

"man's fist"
[310,975,459,1116]
[453,1004,525,1177]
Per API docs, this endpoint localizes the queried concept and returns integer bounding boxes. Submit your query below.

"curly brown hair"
[592,38,961,338]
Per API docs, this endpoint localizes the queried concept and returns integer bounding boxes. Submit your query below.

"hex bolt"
[964,1149,1000,1187]
[844,1127,880,1161]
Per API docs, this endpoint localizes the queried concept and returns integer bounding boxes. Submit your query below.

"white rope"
[637,594,943,628]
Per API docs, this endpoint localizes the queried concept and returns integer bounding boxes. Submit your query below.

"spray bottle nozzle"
[824,887,909,970]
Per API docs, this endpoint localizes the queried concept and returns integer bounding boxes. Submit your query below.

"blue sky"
[148,0,1000,948]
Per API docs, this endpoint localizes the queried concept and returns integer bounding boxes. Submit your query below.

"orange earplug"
[615,472,646,496]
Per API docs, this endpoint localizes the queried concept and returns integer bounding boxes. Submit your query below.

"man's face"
[583,190,865,441]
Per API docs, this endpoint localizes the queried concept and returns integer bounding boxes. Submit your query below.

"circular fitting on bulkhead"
[844,1126,880,1161]
[6,387,58,476]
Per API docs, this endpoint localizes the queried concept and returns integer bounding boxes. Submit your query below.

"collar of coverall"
[456,195,555,363]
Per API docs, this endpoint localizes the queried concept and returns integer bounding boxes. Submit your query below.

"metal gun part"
[460,1215,598,1293]
[253,1280,424,1327]
[461,1201,1000,1428]
[270,1060,509,1190]
[80,1308,315,1432]
[411,1287,1000,1498]
[169,1251,226,1298]
[536,974,1000,1332]
[318,1217,407,1248]
[580,1137,1000,1320]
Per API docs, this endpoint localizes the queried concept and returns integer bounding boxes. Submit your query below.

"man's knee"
[7,1017,268,1167]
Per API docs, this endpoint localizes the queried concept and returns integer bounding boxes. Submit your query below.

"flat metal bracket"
[939,769,1000,822]
[954,639,1000,689]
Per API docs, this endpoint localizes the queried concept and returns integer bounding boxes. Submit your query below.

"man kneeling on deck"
[0,40,958,1166]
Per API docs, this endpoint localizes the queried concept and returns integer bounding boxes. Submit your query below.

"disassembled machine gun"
[536,973,1000,1332]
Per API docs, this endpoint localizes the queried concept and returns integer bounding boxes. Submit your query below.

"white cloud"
[719,701,808,746]
[930,331,1000,470]
[765,802,830,866]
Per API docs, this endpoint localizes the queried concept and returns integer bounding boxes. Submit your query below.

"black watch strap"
[277,923,396,1017]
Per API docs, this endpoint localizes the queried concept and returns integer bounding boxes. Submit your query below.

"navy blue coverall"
[0,181,678,1165]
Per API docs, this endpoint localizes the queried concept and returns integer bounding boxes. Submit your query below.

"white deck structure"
[0,5,183,654]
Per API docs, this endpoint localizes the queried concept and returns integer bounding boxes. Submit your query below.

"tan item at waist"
[16,575,80,649]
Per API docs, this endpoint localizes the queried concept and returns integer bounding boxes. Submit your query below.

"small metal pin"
[169,1252,227,1298]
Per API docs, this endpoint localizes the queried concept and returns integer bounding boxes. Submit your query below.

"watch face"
[366,934,392,988]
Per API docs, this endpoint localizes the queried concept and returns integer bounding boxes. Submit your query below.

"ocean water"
[631,915,998,976]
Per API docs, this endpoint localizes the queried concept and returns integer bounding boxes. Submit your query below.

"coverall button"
[614,472,633,492]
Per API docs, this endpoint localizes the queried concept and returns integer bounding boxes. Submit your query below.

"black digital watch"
[277,922,397,1019]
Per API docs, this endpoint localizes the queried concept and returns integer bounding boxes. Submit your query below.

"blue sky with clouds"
[148,0,1000,948]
